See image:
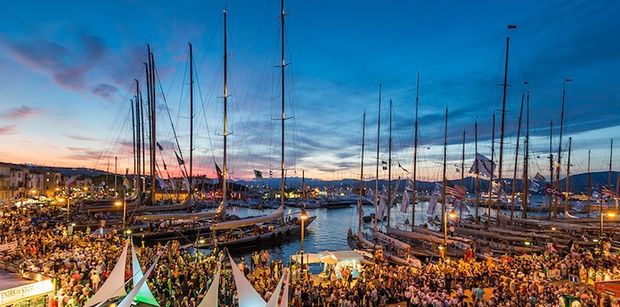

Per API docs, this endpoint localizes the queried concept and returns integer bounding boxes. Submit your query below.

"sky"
[0,0,619,181]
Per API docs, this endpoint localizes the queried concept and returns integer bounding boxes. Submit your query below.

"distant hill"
[3,161,618,193]
[235,171,620,194]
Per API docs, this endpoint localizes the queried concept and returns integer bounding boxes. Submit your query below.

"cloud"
[0,105,42,119]
[0,31,106,90]
[92,83,119,100]
[0,125,17,135]
[66,134,98,142]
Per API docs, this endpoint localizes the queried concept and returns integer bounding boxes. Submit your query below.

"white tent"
[130,240,160,306]
[198,263,221,307]
[228,253,266,307]
[118,248,164,307]
[84,240,129,307]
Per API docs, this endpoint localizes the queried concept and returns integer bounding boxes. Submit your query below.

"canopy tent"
[211,205,284,231]
[84,240,129,307]
[228,253,266,307]
[130,241,159,306]
[291,251,364,265]
[198,264,221,307]
[118,248,164,307]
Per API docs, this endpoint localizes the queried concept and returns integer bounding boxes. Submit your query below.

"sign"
[0,279,54,305]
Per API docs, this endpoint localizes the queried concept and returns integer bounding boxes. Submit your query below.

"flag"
[400,179,414,213]
[529,180,540,192]
[454,199,470,214]
[381,160,387,165]
[601,186,618,198]
[544,184,564,200]
[215,163,224,189]
[254,170,263,179]
[446,185,467,200]
[398,162,409,173]
[534,172,545,182]
[156,142,164,151]
[175,152,185,165]
[469,154,494,178]
[426,183,442,216]
[382,166,387,171]
[269,169,273,178]
[376,195,386,221]
[507,25,517,29]
[162,160,167,170]
[156,176,167,189]
[65,175,79,187]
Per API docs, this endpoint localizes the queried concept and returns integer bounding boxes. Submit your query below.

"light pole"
[299,208,308,274]
[600,210,617,238]
[441,209,457,259]
[115,194,127,235]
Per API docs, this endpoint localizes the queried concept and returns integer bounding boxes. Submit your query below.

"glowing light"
[114,200,122,206]
[607,212,617,218]
[524,241,531,246]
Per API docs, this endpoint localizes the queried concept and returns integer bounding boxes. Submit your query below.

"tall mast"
[488,112,496,219]
[375,84,382,219]
[147,47,157,204]
[411,73,419,230]
[548,121,553,219]
[555,78,571,216]
[302,170,306,200]
[358,112,366,233]
[189,43,194,197]
[522,92,530,219]
[387,99,393,227]
[131,98,136,191]
[564,137,572,214]
[459,130,465,219]
[279,0,287,210]
[474,122,480,221]
[222,10,229,209]
[609,139,613,187]
[510,93,524,219]
[587,150,592,218]
[134,80,142,193]
[441,108,448,245]
[140,89,146,193]
[497,25,516,222]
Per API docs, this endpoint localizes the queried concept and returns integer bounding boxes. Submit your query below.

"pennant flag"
[215,163,224,189]
[534,172,545,182]
[601,186,618,199]
[156,142,164,151]
[175,152,185,165]
[254,170,263,179]
[162,160,168,170]
[269,169,273,178]
[507,24,517,29]
[469,154,494,178]
[398,162,409,173]
[529,180,540,192]
[381,160,387,165]
[65,175,79,187]
[382,166,387,171]
[544,184,565,200]
[426,183,442,216]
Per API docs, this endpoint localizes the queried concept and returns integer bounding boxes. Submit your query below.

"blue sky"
[0,0,619,180]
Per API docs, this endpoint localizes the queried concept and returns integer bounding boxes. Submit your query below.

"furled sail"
[211,205,285,231]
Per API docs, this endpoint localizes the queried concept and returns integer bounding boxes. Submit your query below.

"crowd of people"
[1,203,620,306]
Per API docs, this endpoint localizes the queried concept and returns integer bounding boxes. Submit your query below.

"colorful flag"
[446,185,467,200]
[534,172,545,182]
[601,186,618,198]
[469,154,494,178]
[254,170,263,179]
[175,152,185,165]
[544,184,564,200]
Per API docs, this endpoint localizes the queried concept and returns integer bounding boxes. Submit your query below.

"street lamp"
[115,197,127,233]
[600,211,617,238]
[441,209,458,258]
[299,208,308,274]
